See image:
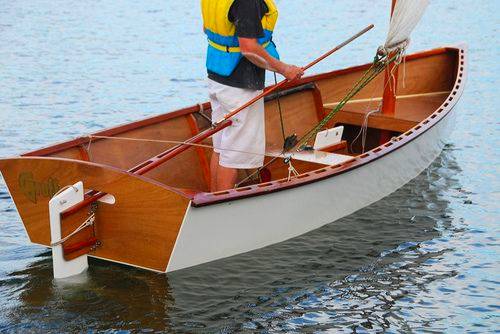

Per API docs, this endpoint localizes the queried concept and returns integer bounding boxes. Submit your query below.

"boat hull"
[167,105,456,272]
[0,45,467,274]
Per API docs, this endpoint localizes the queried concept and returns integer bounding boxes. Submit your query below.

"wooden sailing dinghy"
[0,44,467,273]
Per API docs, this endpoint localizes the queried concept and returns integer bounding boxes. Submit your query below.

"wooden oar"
[216,24,375,125]
[134,24,375,169]
[61,24,375,218]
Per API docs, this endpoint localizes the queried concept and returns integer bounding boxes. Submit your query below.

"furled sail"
[384,0,429,52]
[298,2,430,149]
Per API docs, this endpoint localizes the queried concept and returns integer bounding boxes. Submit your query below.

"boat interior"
[24,48,460,194]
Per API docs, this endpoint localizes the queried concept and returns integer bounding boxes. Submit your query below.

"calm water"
[0,1,498,332]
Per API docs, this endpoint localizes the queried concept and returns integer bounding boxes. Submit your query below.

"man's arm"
[239,37,304,81]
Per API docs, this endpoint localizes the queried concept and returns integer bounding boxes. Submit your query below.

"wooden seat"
[323,91,449,132]
[267,149,353,166]
[331,109,418,132]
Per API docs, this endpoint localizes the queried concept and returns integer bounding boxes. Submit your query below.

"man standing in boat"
[202,0,304,191]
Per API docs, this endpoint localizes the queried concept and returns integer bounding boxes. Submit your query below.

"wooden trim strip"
[186,114,211,188]
[62,192,105,218]
[310,83,328,120]
[63,237,97,259]
[323,91,451,108]
[77,144,90,161]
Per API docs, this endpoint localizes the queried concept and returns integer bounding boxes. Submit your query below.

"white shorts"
[208,79,265,169]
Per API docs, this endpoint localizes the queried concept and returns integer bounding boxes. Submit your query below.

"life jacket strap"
[208,39,271,53]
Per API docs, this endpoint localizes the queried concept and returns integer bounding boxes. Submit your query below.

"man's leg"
[211,151,238,191]
[216,165,238,191]
[210,151,219,192]
[208,80,264,191]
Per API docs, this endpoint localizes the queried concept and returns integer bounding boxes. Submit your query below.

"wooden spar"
[60,24,374,218]
[131,121,232,175]
[217,24,375,124]
[380,0,399,144]
[322,91,451,108]
[149,24,374,165]
[61,121,232,218]
[186,114,211,187]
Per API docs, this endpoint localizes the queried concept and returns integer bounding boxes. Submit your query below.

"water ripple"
[0,0,499,333]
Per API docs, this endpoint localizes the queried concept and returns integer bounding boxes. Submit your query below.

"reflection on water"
[1,151,471,332]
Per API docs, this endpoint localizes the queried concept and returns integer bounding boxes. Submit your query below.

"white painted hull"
[167,107,456,272]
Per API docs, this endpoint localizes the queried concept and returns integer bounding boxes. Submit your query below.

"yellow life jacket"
[201,0,280,76]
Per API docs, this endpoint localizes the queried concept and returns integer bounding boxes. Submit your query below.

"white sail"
[384,0,429,51]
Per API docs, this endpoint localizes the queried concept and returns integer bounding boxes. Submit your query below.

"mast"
[380,0,398,144]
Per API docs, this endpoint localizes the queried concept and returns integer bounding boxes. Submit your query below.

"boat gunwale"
[20,47,454,158]
[192,44,468,207]
[0,155,194,200]
[12,45,467,207]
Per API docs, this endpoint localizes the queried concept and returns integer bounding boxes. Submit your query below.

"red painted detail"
[259,168,272,183]
[63,237,97,255]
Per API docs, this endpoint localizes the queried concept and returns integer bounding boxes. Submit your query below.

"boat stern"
[0,157,191,272]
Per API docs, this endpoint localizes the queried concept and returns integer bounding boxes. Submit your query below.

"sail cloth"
[384,0,429,52]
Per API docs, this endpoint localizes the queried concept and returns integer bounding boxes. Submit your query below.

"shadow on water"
[0,147,464,333]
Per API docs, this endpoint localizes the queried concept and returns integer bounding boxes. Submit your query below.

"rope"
[50,213,95,247]
[87,135,292,188]
[237,51,400,187]
[50,184,98,248]
[348,59,394,154]
[82,51,400,189]
[286,158,299,181]
[87,135,268,157]
[295,51,399,151]
[350,109,380,153]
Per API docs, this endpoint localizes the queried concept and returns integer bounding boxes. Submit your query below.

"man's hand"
[281,64,304,81]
